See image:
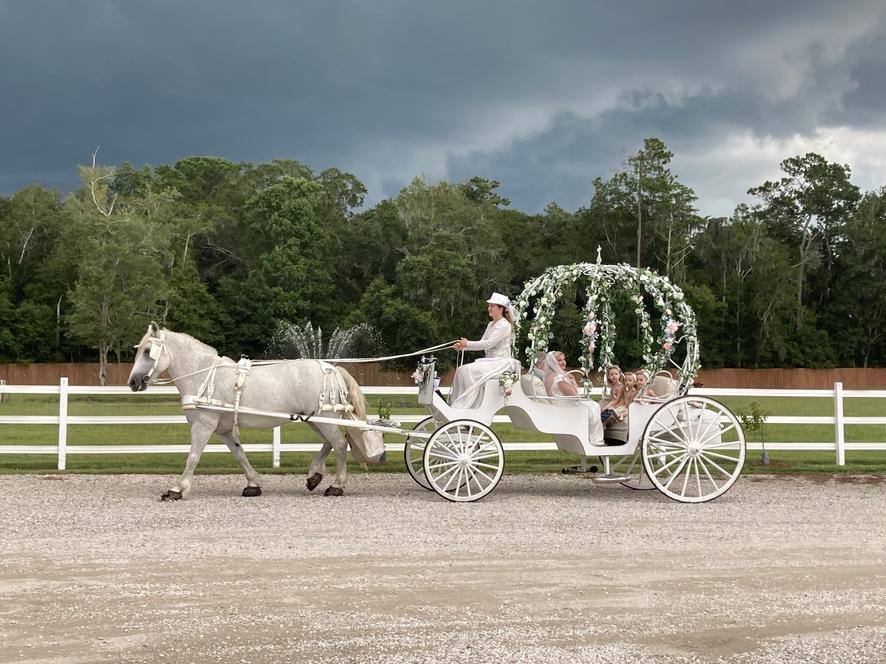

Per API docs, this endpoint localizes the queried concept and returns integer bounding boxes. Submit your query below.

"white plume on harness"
[317,361,354,416]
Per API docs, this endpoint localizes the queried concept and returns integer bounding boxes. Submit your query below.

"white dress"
[449,318,519,409]
[542,352,605,446]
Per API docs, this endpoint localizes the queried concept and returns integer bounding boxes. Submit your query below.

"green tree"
[748,153,861,327]
[65,159,167,383]
[827,189,886,366]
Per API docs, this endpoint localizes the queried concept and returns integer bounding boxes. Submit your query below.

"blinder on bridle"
[134,332,166,382]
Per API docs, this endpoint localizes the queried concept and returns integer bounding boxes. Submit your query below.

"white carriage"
[401,260,746,503]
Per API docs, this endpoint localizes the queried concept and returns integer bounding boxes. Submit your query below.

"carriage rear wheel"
[423,419,504,502]
[641,396,745,503]
[404,416,436,491]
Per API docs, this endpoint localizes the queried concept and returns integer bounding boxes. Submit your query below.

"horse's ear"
[149,321,160,336]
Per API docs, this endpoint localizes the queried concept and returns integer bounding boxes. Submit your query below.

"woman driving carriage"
[449,292,520,409]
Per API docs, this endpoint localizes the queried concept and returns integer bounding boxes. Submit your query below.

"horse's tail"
[335,366,385,463]
[336,366,367,421]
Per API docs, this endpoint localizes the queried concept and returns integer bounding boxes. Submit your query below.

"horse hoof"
[242,485,262,497]
[324,486,344,497]
[306,473,323,492]
[160,490,182,501]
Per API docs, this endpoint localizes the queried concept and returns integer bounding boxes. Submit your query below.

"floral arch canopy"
[512,256,700,394]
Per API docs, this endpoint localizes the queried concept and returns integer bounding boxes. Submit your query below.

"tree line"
[1,138,884,383]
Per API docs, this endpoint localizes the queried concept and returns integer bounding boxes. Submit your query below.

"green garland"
[512,256,700,393]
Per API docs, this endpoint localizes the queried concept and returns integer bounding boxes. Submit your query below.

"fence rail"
[1,380,884,470]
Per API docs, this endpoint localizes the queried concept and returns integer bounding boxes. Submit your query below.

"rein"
[144,338,460,387]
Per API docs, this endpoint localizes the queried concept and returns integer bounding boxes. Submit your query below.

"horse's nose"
[378,451,387,464]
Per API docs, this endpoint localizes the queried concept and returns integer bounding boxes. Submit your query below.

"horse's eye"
[143,348,150,356]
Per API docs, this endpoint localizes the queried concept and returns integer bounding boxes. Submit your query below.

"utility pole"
[635,155,643,269]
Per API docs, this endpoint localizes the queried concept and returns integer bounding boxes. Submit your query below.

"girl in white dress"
[449,293,520,409]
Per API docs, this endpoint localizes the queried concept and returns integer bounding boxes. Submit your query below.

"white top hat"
[486,292,511,307]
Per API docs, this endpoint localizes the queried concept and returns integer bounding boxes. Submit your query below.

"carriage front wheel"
[404,416,436,491]
[641,396,745,503]
[422,420,504,502]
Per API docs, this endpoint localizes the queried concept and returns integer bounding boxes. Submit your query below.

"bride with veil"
[542,350,605,445]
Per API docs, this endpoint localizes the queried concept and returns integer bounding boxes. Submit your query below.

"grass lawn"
[1,393,884,475]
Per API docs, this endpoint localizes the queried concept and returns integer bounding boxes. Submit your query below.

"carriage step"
[592,473,632,483]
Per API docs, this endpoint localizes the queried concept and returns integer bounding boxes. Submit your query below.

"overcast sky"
[2,0,885,217]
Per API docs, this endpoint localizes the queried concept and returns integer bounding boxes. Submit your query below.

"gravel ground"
[0,472,884,663]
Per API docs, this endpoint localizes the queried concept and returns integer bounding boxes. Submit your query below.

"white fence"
[1,380,885,470]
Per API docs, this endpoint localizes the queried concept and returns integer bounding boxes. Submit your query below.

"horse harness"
[178,357,355,438]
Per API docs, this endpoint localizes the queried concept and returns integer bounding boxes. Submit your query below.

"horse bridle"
[141,332,168,383]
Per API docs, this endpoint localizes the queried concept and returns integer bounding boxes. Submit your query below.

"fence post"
[834,381,845,466]
[272,426,281,469]
[0,378,5,402]
[58,377,69,471]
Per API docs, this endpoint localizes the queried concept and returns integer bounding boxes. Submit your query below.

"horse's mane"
[137,327,220,358]
[166,330,221,356]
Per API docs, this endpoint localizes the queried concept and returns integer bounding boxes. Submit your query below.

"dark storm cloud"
[1,0,885,215]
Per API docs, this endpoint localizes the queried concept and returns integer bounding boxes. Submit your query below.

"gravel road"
[1,472,884,663]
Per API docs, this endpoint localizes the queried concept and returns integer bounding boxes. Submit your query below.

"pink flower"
[663,341,673,350]
[666,320,680,335]
[583,323,597,335]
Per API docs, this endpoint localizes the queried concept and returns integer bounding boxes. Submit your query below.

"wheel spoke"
[426,459,459,470]
[702,440,743,450]
[699,454,736,478]
[703,450,742,463]
[679,457,692,496]
[662,456,690,490]
[474,461,502,471]
[472,450,501,460]
[696,455,721,490]
[692,457,702,496]
[670,403,694,446]
[693,407,720,447]
[427,450,459,461]
[646,448,681,460]
[472,465,496,484]
[651,452,686,476]
[443,465,462,492]
[648,434,687,449]
[696,422,735,448]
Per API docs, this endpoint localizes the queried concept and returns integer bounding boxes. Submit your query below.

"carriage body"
[404,258,746,503]
[407,362,744,503]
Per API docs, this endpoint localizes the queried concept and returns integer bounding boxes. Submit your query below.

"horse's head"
[128,322,170,392]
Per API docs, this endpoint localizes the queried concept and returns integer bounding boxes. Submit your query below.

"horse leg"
[310,423,348,496]
[306,441,332,492]
[162,416,216,501]
[217,430,263,497]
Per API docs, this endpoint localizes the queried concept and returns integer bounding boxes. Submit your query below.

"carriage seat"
[519,372,547,399]
[650,373,679,400]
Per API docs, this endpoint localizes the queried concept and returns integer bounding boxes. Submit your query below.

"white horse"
[127,322,386,500]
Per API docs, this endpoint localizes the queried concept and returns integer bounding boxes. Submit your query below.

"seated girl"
[600,365,626,423]
[635,369,657,400]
